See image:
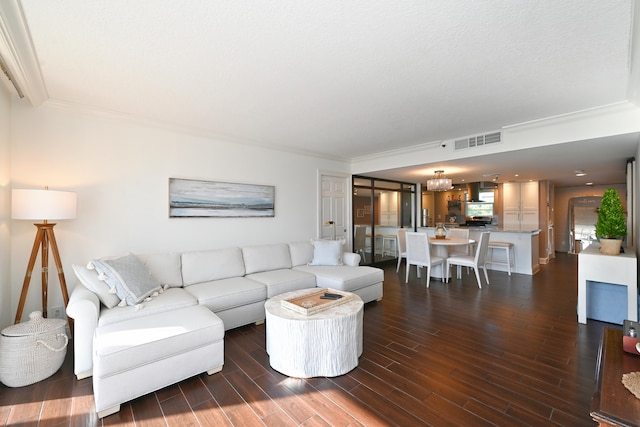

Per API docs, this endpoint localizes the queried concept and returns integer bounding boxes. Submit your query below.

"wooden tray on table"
[281,288,354,315]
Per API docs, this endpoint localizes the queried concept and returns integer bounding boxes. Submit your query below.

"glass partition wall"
[353,176,415,265]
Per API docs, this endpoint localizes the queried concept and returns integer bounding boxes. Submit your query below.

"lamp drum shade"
[12,189,77,221]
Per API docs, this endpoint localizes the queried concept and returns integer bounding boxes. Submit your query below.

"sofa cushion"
[288,241,314,267]
[184,277,267,313]
[91,254,162,306]
[137,252,183,288]
[294,265,384,293]
[242,244,292,274]
[72,264,121,309]
[246,269,316,298]
[98,288,198,327]
[93,305,224,378]
[181,248,245,286]
[309,239,344,266]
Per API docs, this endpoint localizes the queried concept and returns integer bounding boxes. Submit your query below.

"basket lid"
[1,311,66,337]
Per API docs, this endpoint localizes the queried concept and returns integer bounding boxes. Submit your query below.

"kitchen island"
[418,227,541,275]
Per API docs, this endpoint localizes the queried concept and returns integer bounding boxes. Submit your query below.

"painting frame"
[169,178,275,218]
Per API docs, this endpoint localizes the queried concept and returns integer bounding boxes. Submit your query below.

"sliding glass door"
[352,176,415,265]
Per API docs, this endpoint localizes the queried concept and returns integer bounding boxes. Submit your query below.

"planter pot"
[599,238,623,256]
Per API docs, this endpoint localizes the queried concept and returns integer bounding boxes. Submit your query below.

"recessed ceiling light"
[586,182,594,186]
[574,170,586,177]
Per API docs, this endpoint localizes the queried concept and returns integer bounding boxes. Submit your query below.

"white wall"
[629,0,640,105]
[0,85,11,328]
[8,101,350,325]
[636,142,640,254]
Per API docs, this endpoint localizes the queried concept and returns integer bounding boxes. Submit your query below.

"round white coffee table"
[265,288,364,378]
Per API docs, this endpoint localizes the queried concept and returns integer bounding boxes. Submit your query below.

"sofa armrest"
[343,252,361,266]
[66,283,100,379]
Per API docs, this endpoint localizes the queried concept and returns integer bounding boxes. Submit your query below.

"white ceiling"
[2,0,638,187]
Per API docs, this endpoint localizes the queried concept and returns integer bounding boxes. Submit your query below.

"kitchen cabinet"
[379,191,398,226]
[503,181,539,231]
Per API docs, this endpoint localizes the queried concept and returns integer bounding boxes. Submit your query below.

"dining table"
[428,237,476,280]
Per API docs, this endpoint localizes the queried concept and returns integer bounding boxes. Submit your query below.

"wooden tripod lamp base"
[11,188,76,331]
[14,223,70,324]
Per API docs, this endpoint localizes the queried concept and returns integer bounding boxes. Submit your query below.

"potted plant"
[595,188,627,255]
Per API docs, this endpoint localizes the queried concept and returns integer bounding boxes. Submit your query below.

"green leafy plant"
[595,188,627,239]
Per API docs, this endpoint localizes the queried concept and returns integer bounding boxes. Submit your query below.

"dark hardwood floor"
[1,252,617,426]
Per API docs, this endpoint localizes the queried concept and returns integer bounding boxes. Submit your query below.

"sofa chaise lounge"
[67,240,383,417]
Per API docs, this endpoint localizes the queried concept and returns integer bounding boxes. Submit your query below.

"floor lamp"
[12,188,77,327]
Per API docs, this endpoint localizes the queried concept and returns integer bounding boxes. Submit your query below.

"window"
[479,191,494,203]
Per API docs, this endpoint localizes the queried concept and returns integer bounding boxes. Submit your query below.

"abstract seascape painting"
[169,178,275,217]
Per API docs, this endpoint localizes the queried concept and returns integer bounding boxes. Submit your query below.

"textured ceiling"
[3,0,638,185]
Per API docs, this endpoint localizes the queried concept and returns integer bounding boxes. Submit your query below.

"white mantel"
[577,243,637,324]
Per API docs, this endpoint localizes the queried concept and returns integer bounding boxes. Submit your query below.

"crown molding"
[0,0,47,106]
[44,98,350,162]
[351,139,443,163]
[502,101,635,133]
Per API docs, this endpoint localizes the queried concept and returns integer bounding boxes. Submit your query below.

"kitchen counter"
[482,227,541,234]
[430,226,541,234]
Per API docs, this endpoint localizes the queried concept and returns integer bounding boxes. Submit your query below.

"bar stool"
[488,241,514,275]
[382,235,397,257]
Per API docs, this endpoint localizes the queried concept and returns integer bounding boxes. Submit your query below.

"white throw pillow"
[309,239,344,266]
[72,264,121,309]
[288,241,314,266]
[90,254,162,306]
[137,252,183,288]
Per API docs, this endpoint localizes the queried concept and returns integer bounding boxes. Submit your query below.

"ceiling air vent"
[454,131,501,151]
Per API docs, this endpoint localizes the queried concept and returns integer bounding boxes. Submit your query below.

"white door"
[319,172,349,246]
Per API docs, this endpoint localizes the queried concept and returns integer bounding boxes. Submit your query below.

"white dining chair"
[447,228,470,256]
[396,228,408,273]
[446,231,491,288]
[405,232,445,288]
[446,228,472,274]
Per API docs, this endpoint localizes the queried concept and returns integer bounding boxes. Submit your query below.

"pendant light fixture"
[426,170,453,192]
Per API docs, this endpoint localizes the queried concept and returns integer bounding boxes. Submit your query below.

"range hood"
[467,182,496,202]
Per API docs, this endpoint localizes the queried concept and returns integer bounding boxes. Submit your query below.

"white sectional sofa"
[67,240,383,416]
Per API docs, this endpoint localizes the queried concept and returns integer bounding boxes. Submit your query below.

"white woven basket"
[0,311,68,387]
